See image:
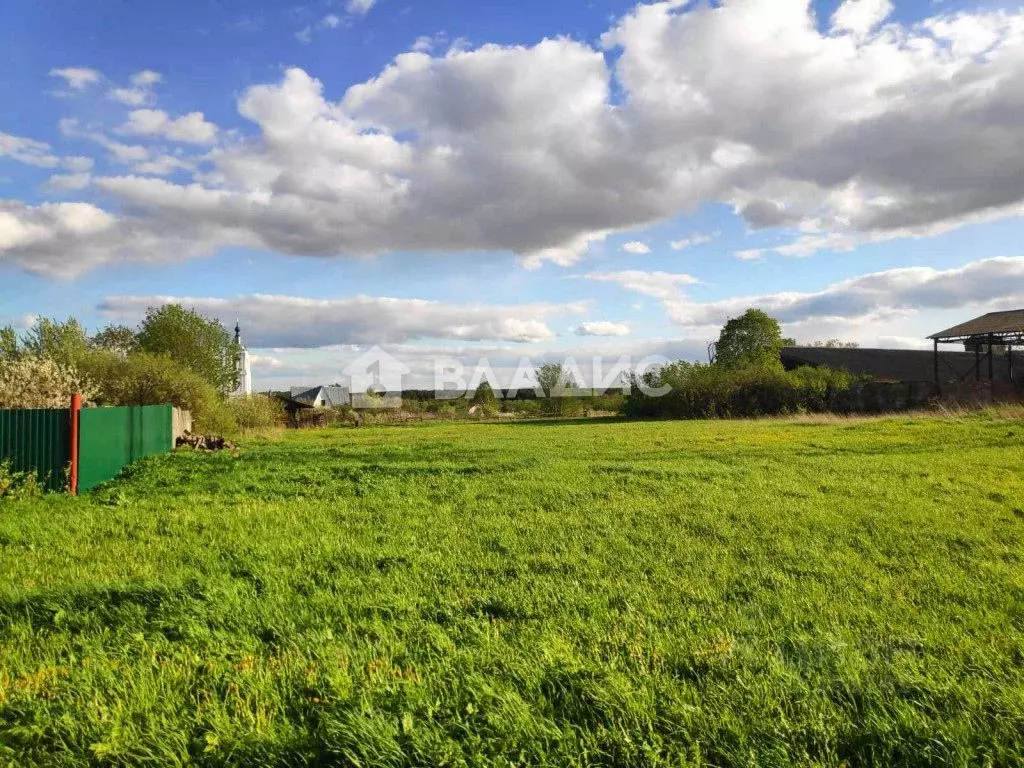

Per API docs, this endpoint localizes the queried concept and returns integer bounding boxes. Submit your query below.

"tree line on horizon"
[1,304,861,426]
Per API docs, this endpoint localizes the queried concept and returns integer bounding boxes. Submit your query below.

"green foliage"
[1,308,255,435]
[90,324,138,357]
[470,381,498,407]
[0,460,43,500]
[535,363,581,417]
[87,352,231,434]
[0,326,17,360]
[135,304,238,395]
[534,362,576,397]
[469,381,499,417]
[579,390,624,414]
[0,355,97,408]
[623,361,855,419]
[21,318,91,368]
[223,394,285,431]
[806,338,860,348]
[714,308,792,370]
[502,398,542,417]
[1,418,1023,764]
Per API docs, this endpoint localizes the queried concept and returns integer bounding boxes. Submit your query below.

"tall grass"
[1,416,1023,765]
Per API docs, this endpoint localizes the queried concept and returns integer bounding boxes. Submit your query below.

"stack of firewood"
[175,432,236,451]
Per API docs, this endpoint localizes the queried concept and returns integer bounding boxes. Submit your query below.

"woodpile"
[175,432,236,451]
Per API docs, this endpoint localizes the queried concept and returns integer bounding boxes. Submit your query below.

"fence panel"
[0,408,71,492]
[78,404,173,492]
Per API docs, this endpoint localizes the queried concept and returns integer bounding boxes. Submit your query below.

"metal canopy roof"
[928,309,1024,341]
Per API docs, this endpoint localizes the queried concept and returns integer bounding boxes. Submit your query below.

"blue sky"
[2,0,1023,388]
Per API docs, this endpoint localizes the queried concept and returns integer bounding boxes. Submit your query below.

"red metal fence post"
[69,392,81,495]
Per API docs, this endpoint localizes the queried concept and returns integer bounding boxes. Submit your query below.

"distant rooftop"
[929,309,1024,340]
[287,385,350,407]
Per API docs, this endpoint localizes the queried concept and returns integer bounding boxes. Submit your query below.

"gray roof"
[929,309,1024,340]
[288,385,350,407]
[781,347,1012,383]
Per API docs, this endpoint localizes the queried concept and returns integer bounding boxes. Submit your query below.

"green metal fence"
[0,408,71,491]
[1,403,174,494]
[78,405,174,492]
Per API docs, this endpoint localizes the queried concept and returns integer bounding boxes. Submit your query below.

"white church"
[232,321,252,397]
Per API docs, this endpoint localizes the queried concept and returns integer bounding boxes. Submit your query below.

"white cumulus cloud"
[2,1,1023,277]
[131,70,162,87]
[346,0,377,15]
[576,321,630,337]
[576,270,701,299]
[662,256,1024,333]
[117,109,218,144]
[49,67,101,90]
[831,0,894,37]
[97,294,590,346]
[0,132,60,168]
[42,173,92,192]
[622,241,651,254]
[108,87,151,107]
[670,233,714,251]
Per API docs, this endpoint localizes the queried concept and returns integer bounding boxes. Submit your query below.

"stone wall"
[172,408,193,441]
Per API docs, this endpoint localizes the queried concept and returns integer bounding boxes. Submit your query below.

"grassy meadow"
[1,415,1024,766]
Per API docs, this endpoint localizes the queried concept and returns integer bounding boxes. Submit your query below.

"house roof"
[929,309,1024,340]
[780,347,1012,383]
[287,385,350,407]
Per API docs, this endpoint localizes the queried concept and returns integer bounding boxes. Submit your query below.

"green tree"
[91,324,138,358]
[535,363,581,417]
[713,309,792,370]
[470,381,499,407]
[470,381,499,417]
[535,363,576,397]
[135,305,238,395]
[0,326,17,360]
[21,318,91,368]
[806,339,859,348]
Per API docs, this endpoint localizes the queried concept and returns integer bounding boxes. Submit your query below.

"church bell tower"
[233,320,252,397]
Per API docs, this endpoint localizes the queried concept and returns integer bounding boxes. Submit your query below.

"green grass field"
[2,415,1024,766]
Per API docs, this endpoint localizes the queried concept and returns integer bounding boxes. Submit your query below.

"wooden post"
[69,392,81,495]
[988,336,994,386]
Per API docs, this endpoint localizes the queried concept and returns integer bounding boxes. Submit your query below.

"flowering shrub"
[0,356,96,409]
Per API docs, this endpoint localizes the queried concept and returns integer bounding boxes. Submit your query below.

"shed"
[928,310,1022,391]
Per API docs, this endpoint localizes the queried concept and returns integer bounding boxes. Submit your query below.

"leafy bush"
[223,394,284,431]
[623,362,855,419]
[502,398,542,417]
[0,460,44,500]
[579,391,624,414]
[87,352,232,434]
[0,356,96,408]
